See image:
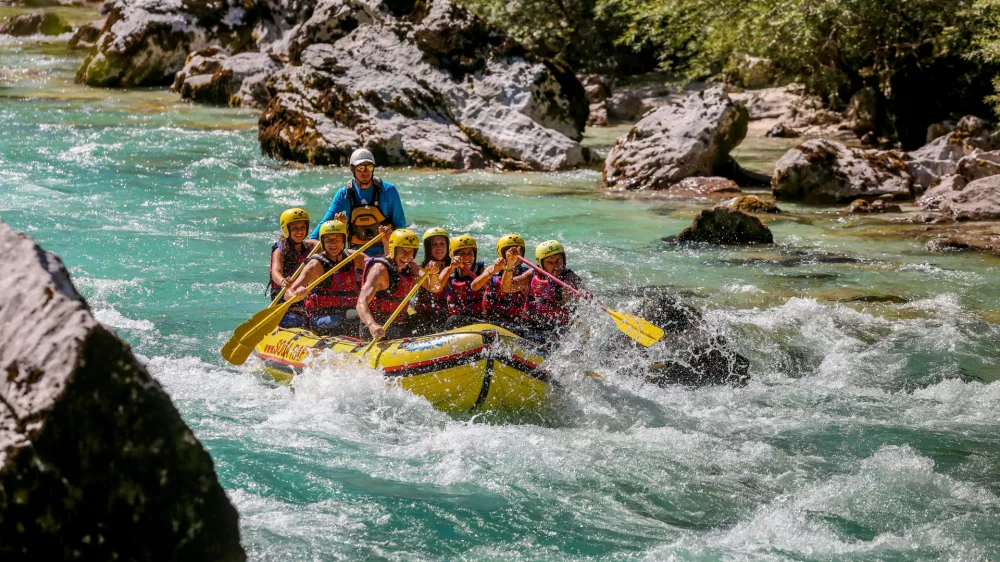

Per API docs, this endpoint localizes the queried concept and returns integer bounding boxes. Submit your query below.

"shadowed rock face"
[675,208,774,245]
[0,220,244,561]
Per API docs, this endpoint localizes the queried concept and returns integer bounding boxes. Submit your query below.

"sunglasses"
[354,164,374,172]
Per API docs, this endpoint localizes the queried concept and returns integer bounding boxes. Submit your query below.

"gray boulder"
[939,175,1000,220]
[258,0,586,170]
[69,17,106,49]
[675,208,773,244]
[172,47,283,108]
[603,87,749,190]
[772,139,912,204]
[0,221,244,560]
[917,174,967,210]
[0,11,72,36]
[956,151,1000,181]
[76,0,260,87]
[905,115,1000,194]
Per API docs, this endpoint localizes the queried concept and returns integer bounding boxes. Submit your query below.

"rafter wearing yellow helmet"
[357,229,440,341]
[269,208,319,328]
[283,220,367,336]
[411,227,455,335]
[440,235,491,331]
[523,240,585,330]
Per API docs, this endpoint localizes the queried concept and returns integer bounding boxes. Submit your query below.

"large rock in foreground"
[772,139,912,204]
[258,0,586,170]
[603,87,749,190]
[0,221,244,560]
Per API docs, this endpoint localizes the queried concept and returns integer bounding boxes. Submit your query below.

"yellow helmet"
[450,235,478,258]
[535,240,565,263]
[387,229,420,259]
[318,220,348,241]
[279,207,310,238]
[422,227,449,241]
[496,233,526,258]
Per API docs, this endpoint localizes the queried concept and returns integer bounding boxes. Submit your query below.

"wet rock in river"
[845,198,902,214]
[75,0,260,88]
[926,234,1000,255]
[665,176,741,198]
[172,47,282,108]
[917,174,967,210]
[674,208,774,244]
[0,11,72,36]
[603,86,749,190]
[0,220,244,560]
[723,195,781,214]
[765,123,799,138]
[771,139,912,204]
[938,175,1000,221]
[604,289,751,387]
[68,17,105,49]
[258,0,587,170]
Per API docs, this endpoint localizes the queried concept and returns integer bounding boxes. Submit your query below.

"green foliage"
[972,0,1000,115]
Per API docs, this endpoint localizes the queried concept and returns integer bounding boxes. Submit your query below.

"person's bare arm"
[270,247,285,286]
[472,258,502,291]
[511,269,533,294]
[357,263,389,339]
[285,260,322,302]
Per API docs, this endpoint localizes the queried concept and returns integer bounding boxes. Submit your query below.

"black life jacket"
[345,178,391,247]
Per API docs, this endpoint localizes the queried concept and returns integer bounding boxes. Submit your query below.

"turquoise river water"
[2,23,999,561]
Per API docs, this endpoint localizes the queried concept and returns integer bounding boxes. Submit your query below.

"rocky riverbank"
[69,0,588,170]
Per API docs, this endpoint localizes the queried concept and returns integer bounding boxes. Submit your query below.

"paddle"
[359,272,431,357]
[517,256,664,347]
[221,236,382,365]
[219,242,323,361]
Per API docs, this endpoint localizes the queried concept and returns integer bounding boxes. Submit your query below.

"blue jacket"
[309,178,407,256]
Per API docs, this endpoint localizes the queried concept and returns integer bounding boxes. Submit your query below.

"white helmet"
[350,148,375,167]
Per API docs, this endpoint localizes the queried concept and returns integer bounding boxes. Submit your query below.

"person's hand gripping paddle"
[358,272,431,357]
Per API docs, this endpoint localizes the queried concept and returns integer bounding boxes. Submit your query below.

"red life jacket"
[523,269,578,327]
[446,262,485,316]
[269,239,309,301]
[304,252,358,316]
[362,256,417,322]
[413,266,449,314]
[481,265,528,320]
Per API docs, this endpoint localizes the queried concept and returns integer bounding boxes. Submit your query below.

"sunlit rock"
[603,86,749,190]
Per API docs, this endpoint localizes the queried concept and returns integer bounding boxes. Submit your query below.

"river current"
[2,23,999,561]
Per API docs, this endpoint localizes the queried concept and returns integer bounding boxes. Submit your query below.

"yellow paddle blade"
[606,309,664,347]
[220,304,288,362]
[221,339,257,366]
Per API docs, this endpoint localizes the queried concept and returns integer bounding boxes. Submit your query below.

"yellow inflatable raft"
[253,324,553,414]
